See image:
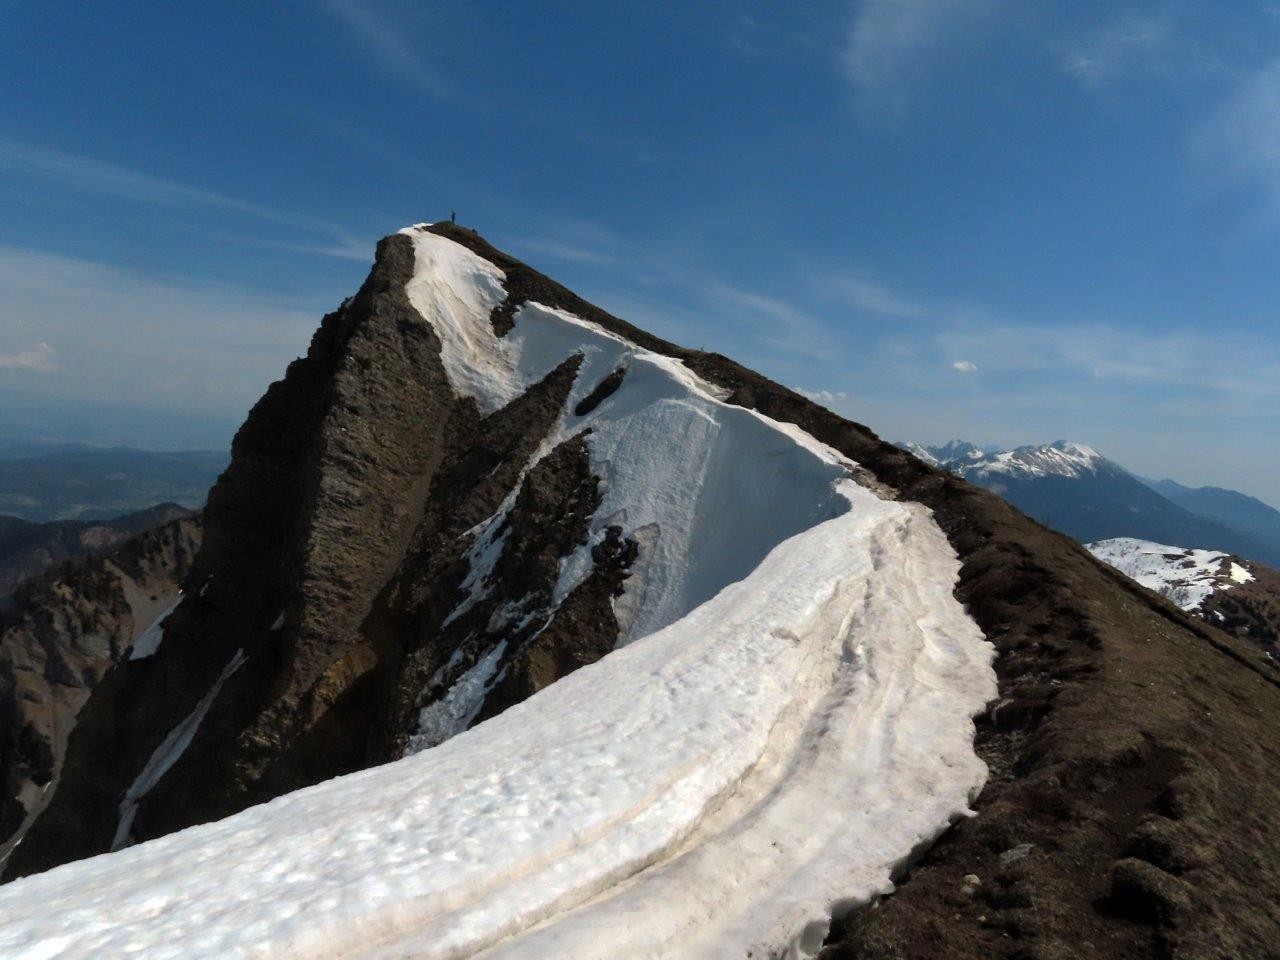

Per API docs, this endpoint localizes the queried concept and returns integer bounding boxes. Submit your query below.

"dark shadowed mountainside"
[1146,478,1280,559]
[0,512,201,862]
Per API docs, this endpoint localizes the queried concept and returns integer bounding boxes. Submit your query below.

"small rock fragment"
[998,843,1035,867]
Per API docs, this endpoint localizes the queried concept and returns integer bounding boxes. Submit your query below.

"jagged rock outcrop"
[6,224,1280,959]
[4,229,644,874]
[0,512,200,861]
[1204,563,1280,657]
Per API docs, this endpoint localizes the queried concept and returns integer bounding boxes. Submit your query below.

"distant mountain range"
[0,503,195,604]
[0,441,227,522]
[901,439,1280,568]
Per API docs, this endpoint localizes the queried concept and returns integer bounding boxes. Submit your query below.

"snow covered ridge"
[1088,537,1254,612]
[904,439,1108,480]
[0,228,997,959]
[960,440,1104,480]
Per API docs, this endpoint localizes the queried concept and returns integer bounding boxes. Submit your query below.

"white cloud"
[796,388,850,407]
[951,359,978,373]
[843,0,995,116]
[0,342,60,372]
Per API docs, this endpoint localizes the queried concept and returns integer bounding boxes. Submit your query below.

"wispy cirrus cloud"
[728,13,829,61]
[0,137,365,256]
[1063,16,1174,88]
[934,320,1280,398]
[511,237,619,266]
[842,0,997,117]
[695,279,846,362]
[322,0,454,99]
[1191,57,1280,216]
[0,342,60,373]
[820,272,926,319]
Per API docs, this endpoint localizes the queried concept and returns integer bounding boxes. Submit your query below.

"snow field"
[1088,537,1254,611]
[0,228,997,960]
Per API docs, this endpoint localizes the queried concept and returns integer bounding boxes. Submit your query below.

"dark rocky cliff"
[0,512,200,859]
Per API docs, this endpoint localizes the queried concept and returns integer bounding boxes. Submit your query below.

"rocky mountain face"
[907,439,1279,566]
[0,512,201,862]
[2,228,642,874]
[1090,538,1280,659]
[0,503,193,605]
[4,226,1280,958]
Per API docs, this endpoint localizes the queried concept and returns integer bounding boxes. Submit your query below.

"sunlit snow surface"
[0,229,997,960]
[1088,537,1254,611]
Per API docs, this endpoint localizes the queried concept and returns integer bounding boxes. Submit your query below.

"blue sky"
[1,1,1279,502]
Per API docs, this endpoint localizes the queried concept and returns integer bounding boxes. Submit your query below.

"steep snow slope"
[399,229,857,741]
[1088,538,1253,613]
[0,227,996,959]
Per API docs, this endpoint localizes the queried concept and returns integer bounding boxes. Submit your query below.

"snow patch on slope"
[0,227,997,960]
[1088,537,1253,611]
[405,641,506,755]
[0,483,993,960]
[128,597,180,661]
[111,648,247,850]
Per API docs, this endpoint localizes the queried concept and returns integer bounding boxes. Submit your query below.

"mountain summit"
[2,224,1279,959]
[907,439,1280,565]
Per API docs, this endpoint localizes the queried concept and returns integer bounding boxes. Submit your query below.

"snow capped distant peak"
[1047,439,1101,461]
[914,439,1114,482]
[899,441,941,467]
[896,439,1112,481]
[936,439,985,461]
[1087,537,1254,612]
